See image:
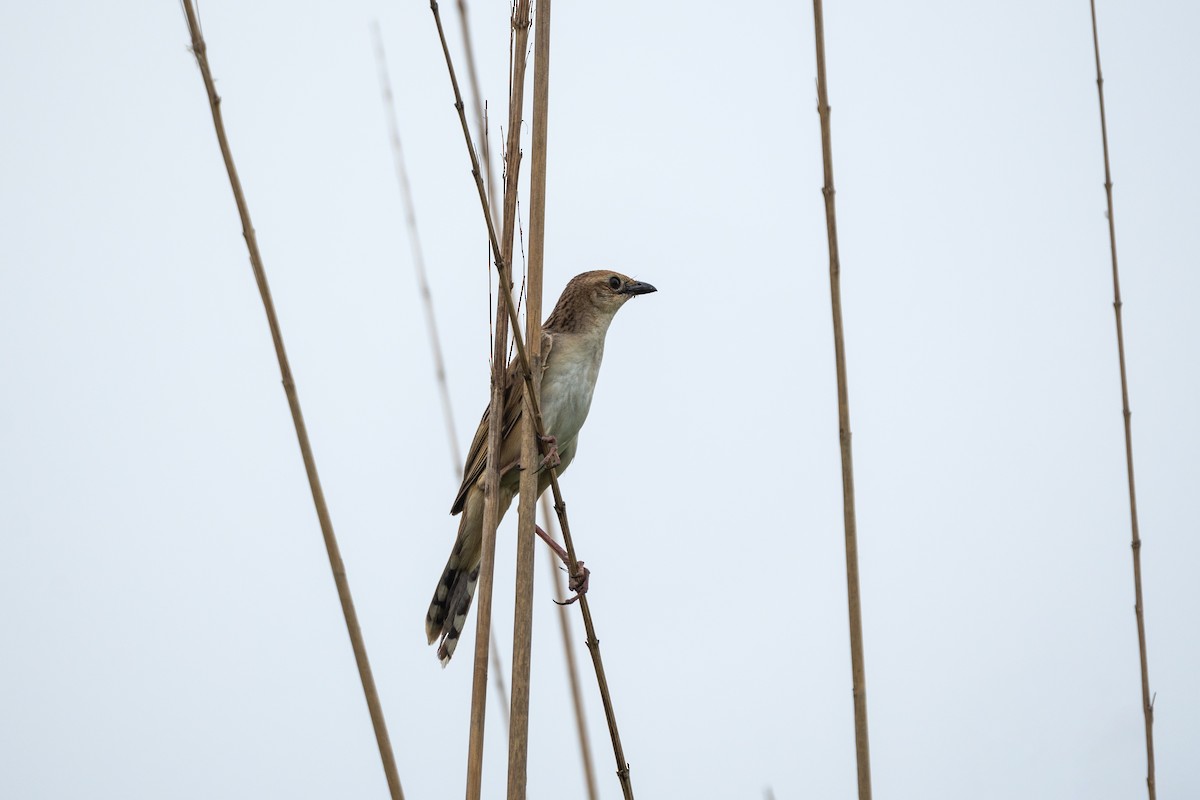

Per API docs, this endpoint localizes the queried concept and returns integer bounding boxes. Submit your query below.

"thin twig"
[506,0,552,793]
[1088,4,1156,797]
[541,494,600,800]
[811,2,872,798]
[429,3,635,796]
[464,2,533,797]
[370,22,512,732]
[180,4,403,799]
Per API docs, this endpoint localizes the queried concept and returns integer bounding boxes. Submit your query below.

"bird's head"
[544,270,656,333]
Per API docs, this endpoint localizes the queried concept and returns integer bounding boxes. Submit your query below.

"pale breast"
[539,334,605,447]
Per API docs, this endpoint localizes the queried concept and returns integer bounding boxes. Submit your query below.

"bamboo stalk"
[180,4,403,798]
[506,0,552,793]
[540,494,600,800]
[810,2,872,798]
[464,2,533,797]
[1087,4,1156,797]
[430,4,636,796]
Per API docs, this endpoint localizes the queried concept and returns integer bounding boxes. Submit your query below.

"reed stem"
[540,494,600,800]
[182,4,402,798]
[506,0,552,793]
[430,3,635,794]
[811,2,872,796]
[1088,3,1156,796]
[463,2,532,796]
[370,21,514,734]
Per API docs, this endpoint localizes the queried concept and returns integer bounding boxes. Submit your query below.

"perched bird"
[425,270,656,665]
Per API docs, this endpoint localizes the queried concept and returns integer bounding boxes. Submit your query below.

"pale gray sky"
[1,1,1197,798]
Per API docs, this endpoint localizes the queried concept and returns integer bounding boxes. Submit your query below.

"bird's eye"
[608,276,622,291]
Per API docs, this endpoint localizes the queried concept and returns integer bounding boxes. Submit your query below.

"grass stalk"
[180,4,403,798]
[540,494,600,800]
[454,0,499,229]
[463,1,533,797]
[811,2,872,797]
[1087,4,1156,797]
[430,3,635,795]
[506,0,552,793]
[370,22,463,475]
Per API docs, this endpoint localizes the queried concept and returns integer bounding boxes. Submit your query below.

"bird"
[425,270,656,666]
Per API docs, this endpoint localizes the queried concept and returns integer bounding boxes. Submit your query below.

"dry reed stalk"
[370,20,514,734]
[540,494,600,800]
[557,491,635,798]
[1087,4,1156,797]
[370,22,463,475]
[430,4,636,796]
[454,0,499,229]
[810,2,872,797]
[180,4,403,798]
[464,2,533,797]
[506,0,553,792]
[490,629,513,731]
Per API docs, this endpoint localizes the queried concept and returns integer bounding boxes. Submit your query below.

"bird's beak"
[619,280,657,296]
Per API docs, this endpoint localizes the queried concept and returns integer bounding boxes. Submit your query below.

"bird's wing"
[449,332,553,516]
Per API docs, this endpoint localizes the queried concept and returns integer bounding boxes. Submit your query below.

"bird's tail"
[425,550,480,667]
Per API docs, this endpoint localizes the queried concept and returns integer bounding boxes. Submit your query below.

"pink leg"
[535,524,590,605]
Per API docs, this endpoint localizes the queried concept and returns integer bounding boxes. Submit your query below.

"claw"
[537,433,561,471]
[557,561,589,605]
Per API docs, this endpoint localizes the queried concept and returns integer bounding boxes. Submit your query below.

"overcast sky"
[2,1,1197,798]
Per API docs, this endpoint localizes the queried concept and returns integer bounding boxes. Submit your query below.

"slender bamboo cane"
[430,4,636,796]
[506,0,552,793]
[180,4,403,798]
[464,3,533,797]
[540,494,600,800]
[370,20,513,734]
[810,3,872,798]
[1087,4,1156,797]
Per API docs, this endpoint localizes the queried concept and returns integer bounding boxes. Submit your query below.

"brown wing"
[449,332,553,515]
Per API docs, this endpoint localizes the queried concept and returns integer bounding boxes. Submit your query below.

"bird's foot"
[562,561,590,603]
[535,524,590,605]
[537,433,561,471]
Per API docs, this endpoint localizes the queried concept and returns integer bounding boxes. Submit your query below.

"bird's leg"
[537,433,561,471]
[497,438,551,480]
[535,524,590,605]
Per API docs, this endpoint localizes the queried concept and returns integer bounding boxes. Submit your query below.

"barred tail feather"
[425,554,481,667]
[426,484,510,666]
